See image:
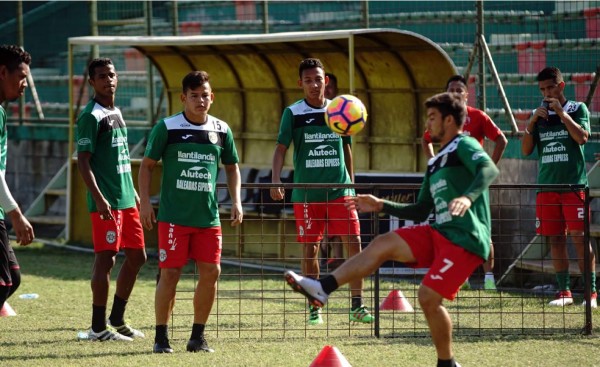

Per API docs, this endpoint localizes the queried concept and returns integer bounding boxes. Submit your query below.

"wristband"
[524,127,531,135]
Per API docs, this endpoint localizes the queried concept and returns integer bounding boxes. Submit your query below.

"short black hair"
[0,44,31,71]
[536,66,563,84]
[326,72,337,85]
[182,70,210,93]
[445,75,467,91]
[299,58,324,79]
[425,92,466,127]
[88,58,114,78]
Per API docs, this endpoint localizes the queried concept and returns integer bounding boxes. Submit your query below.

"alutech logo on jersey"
[434,196,452,224]
[430,178,448,196]
[541,142,569,164]
[177,166,214,192]
[306,145,340,168]
[116,147,132,174]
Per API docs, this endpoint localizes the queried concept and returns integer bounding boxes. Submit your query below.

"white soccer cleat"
[108,320,145,339]
[548,290,574,307]
[87,327,134,342]
[284,270,328,308]
[582,292,598,309]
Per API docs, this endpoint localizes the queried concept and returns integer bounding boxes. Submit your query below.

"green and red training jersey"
[76,99,136,212]
[383,134,498,260]
[530,100,589,186]
[144,112,239,228]
[277,99,354,203]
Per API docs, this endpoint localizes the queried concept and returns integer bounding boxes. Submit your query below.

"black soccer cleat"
[153,339,174,353]
[186,337,215,353]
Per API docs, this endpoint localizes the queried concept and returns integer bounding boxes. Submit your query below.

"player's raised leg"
[285,231,413,306]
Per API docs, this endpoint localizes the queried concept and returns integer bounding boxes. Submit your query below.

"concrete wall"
[5,140,69,214]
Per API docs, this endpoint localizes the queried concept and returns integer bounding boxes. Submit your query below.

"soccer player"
[421,75,507,290]
[286,92,498,367]
[139,70,243,353]
[521,66,596,308]
[0,45,35,315]
[271,58,373,325]
[77,58,147,341]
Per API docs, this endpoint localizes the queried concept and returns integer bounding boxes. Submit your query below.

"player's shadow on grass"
[14,244,161,282]
[0,350,151,362]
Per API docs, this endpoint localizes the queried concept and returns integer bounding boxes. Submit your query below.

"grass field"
[2,243,600,367]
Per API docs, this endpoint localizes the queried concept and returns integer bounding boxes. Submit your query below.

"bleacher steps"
[23,162,67,239]
[27,215,66,226]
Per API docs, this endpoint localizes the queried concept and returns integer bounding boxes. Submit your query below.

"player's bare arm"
[491,133,508,164]
[225,163,243,226]
[270,143,287,201]
[77,151,113,221]
[549,97,588,145]
[345,194,383,213]
[8,207,34,246]
[138,157,158,230]
[521,109,544,156]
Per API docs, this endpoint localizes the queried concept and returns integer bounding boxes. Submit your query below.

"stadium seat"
[218,166,259,210]
[216,168,230,204]
[179,21,202,35]
[252,168,294,215]
[516,41,546,74]
[584,7,600,38]
[240,167,259,205]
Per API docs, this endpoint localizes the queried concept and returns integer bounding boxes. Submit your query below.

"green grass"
[2,243,600,366]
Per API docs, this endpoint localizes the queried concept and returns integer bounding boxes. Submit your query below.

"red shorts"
[395,224,483,300]
[91,207,145,253]
[293,196,360,243]
[536,191,586,236]
[158,222,222,268]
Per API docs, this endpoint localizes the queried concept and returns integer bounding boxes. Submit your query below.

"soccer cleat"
[87,327,133,342]
[484,278,497,291]
[548,290,574,306]
[186,337,215,353]
[349,305,374,323]
[153,339,174,353]
[284,270,328,308]
[308,306,323,325]
[582,292,598,309]
[107,320,145,339]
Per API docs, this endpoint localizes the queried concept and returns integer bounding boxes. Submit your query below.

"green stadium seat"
[584,7,600,38]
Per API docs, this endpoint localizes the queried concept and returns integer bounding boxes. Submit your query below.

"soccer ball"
[325,94,367,136]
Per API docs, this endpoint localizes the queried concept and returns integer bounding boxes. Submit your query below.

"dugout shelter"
[66,29,456,246]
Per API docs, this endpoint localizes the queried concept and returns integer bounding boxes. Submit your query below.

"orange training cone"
[379,290,414,312]
[0,302,16,317]
[309,345,352,367]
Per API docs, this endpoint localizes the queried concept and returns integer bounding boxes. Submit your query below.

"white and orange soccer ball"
[324,94,367,136]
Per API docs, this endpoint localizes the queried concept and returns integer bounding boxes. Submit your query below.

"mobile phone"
[541,100,549,109]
